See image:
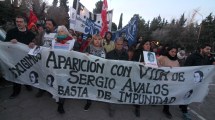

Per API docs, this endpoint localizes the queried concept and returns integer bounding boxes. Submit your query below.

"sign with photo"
[43,33,56,47]
[143,51,158,68]
[28,46,42,56]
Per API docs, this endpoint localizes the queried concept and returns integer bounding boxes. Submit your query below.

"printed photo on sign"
[193,71,204,83]
[28,46,42,56]
[52,39,75,51]
[46,74,54,87]
[43,33,56,47]
[143,51,158,68]
[29,71,39,85]
[183,89,193,100]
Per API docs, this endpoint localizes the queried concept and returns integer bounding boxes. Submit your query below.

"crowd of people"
[3,15,215,120]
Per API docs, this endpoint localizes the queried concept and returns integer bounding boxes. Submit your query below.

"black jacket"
[132,48,145,62]
[5,27,35,45]
[106,49,128,60]
[184,52,212,66]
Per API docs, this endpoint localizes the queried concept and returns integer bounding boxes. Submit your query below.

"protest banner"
[0,42,214,105]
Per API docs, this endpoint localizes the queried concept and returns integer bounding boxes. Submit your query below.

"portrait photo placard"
[28,46,42,56]
[143,51,158,68]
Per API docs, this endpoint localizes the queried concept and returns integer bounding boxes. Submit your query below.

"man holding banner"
[106,37,128,117]
[5,15,35,99]
[34,19,58,98]
[180,43,212,120]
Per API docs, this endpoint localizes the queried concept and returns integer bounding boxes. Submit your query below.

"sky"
[54,0,215,27]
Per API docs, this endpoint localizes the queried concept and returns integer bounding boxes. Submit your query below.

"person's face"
[115,40,123,51]
[58,29,67,35]
[87,37,92,42]
[194,73,201,83]
[16,18,26,29]
[201,46,211,56]
[149,54,154,61]
[143,41,151,51]
[30,74,36,83]
[38,26,44,33]
[45,21,54,33]
[31,26,36,32]
[151,43,156,49]
[128,51,134,59]
[93,37,101,47]
[168,48,177,57]
[106,33,111,40]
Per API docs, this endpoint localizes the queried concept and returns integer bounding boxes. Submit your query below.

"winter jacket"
[184,52,211,66]
[106,49,128,60]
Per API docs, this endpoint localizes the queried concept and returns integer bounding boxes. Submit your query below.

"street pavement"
[0,79,214,120]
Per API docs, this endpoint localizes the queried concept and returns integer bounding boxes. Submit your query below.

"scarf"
[56,35,73,44]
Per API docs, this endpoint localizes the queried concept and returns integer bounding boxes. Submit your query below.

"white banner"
[0,42,215,105]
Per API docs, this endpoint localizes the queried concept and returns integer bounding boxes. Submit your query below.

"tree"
[53,0,58,7]
[93,0,103,14]
[31,0,47,24]
[171,19,176,25]
[37,2,47,25]
[134,14,151,40]
[49,0,70,27]
[0,0,15,26]
[60,0,69,12]
[178,13,187,27]
[150,13,200,51]
[199,13,215,50]
[47,6,69,27]
[0,0,28,22]
[118,13,123,29]
[150,15,163,31]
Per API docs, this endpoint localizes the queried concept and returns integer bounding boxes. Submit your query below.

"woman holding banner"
[54,25,75,114]
[83,34,106,111]
[132,39,152,117]
[157,45,179,119]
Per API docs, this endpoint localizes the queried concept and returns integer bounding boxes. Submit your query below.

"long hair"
[138,40,151,50]
[104,31,112,40]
